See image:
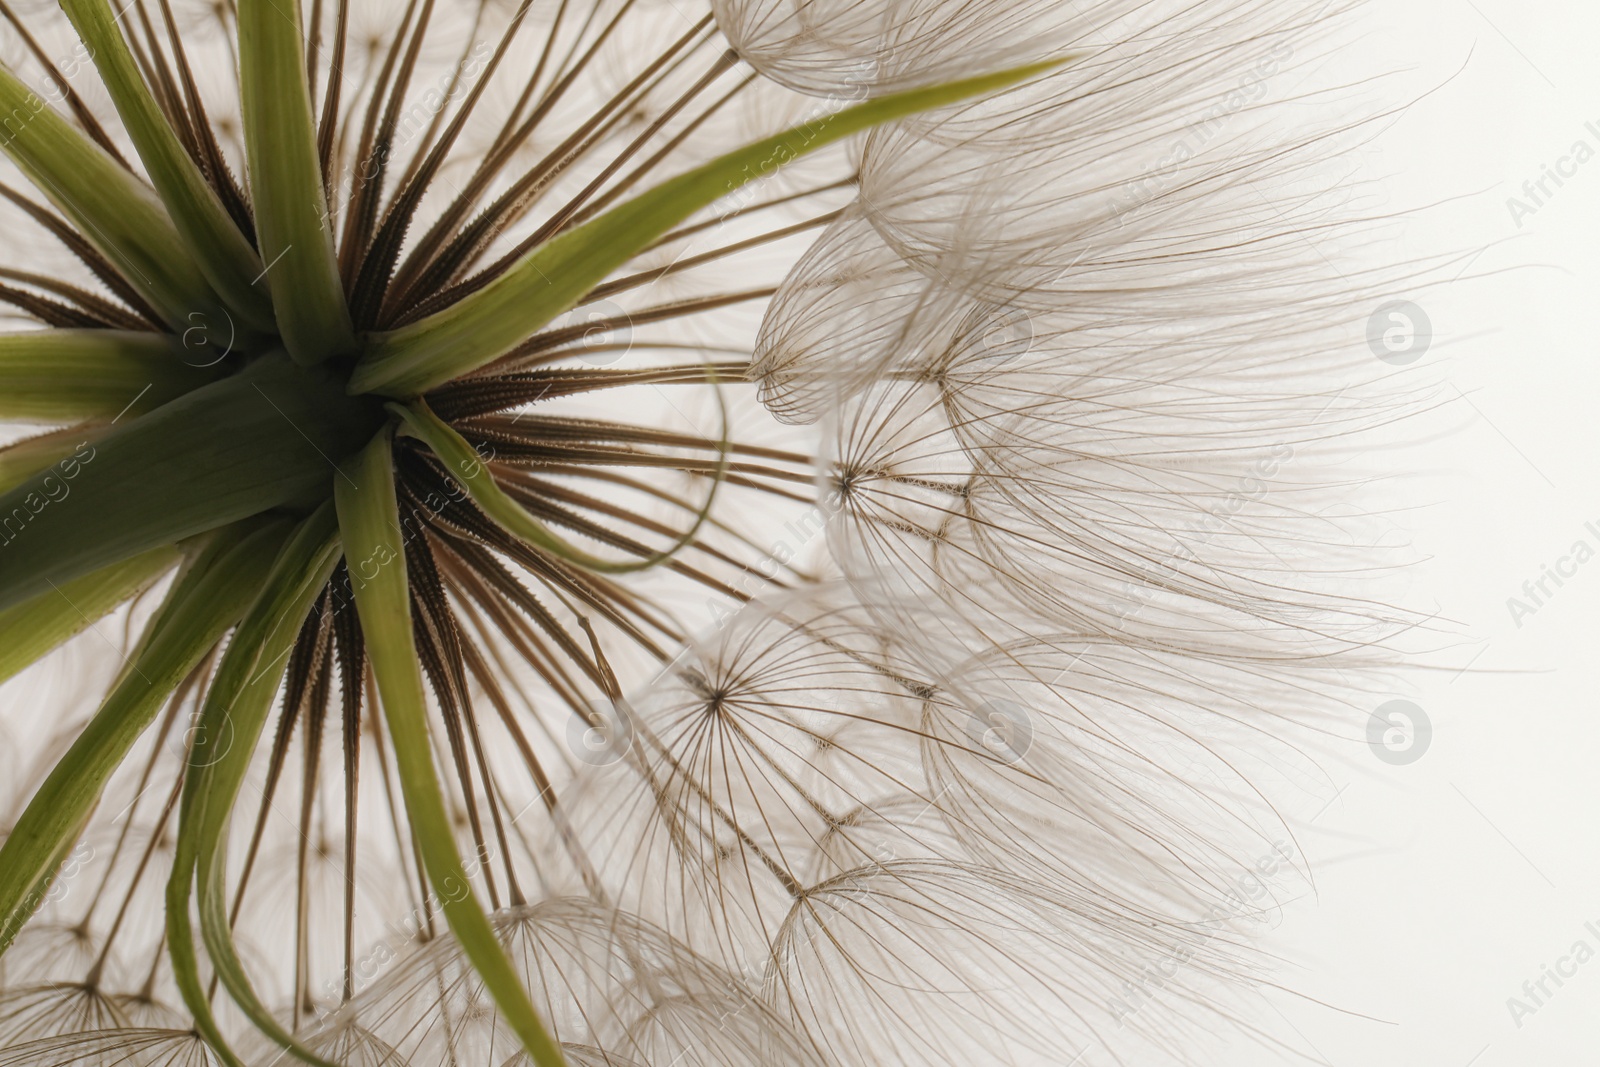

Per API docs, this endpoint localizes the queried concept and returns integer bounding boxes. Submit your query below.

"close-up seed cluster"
[0,1,1430,1065]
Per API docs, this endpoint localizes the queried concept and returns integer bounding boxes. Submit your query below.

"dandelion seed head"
[0,0,1432,1062]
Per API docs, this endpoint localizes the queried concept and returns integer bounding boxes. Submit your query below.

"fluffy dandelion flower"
[0,0,1416,1064]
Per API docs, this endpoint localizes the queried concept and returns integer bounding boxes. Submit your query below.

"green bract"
[351,55,1073,397]
[0,523,286,956]
[0,6,1071,1062]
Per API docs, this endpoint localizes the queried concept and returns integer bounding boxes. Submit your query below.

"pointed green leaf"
[0,330,218,423]
[237,0,355,364]
[0,61,227,329]
[0,425,105,496]
[351,56,1075,397]
[390,397,726,574]
[0,354,384,612]
[0,520,287,958]
[0,543,179,687]
[57,0,276,332]
[167,504,341,1067]
[334,429,568,1067]
[0,821,87,956]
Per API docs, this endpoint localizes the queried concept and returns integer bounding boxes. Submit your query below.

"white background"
[1225,2,1600,1064]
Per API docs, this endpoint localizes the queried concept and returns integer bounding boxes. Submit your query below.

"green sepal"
[57,0,276,332]
[236,0,356,364]
[0,519,289,958]
[352,56,1074,397]
[335,429,568,1067]
[0,822,88,957]
[0,425,106,496]
[168,504,342,1067]
[390,397,726,574]
[0,353,384,612]
[0,330,218,423]
[0,61,227,328]
[0,543,180,687]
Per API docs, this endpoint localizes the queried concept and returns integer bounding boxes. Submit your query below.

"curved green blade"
[0,61,226,329]
[0,353,383,612]
[0,543,179,687]
[0,330,218,423]
[351,56,1075,397]
[0,826,89,960]
[57,0,275,333]
[0,422,106,495]
[389,398,726,574]
[0,425,107,496]
[168,504,341,1067]
[236,0,355,364]
[334,429,568,1067]
[0,520,287,957]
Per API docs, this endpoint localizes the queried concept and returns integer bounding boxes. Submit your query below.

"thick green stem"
[0,355,383,611]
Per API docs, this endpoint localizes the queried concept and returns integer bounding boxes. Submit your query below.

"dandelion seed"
[0,0,1423,1064]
